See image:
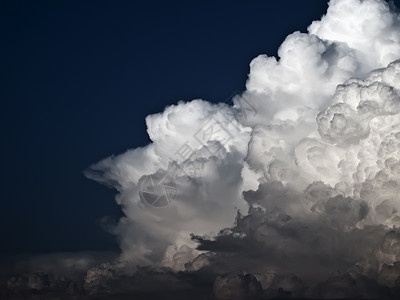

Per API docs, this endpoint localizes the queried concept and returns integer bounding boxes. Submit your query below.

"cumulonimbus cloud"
[81,0,400,297]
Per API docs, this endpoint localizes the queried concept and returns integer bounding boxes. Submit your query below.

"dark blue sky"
[0,0,360,256]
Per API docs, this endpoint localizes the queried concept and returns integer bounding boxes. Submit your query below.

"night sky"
[0,1,331,256]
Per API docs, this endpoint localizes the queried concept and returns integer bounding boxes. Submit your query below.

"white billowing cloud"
[86,100,252,265]
[293,59,400,197]
[86,0,400,286]
[194,59,400,295]
[309,0,400,70]
[246,32,358,110]
[239,0,400,191]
